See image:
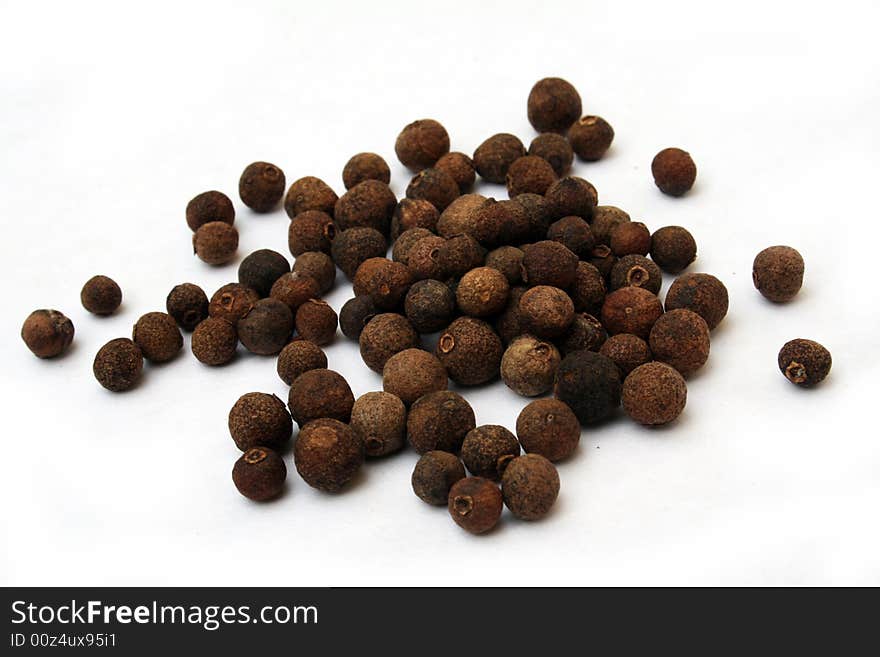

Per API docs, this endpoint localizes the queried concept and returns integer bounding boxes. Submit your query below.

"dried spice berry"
[406,167,459,212]
[269,272,319,314]
[461,425,520,480]
[93,338,143,392]
[132,312,182,363]
[412,451,466,505]
[237,298,293,356]
[495,287,527,344]
[436,194,488,237]
[382,348,448,405]
[434,152,476,192]
[520,240,578,288]
[599,333,652,377]
[485,246,524,285]
[464,198,522,246]
[340,296,378,340]
[649,308,710,376]
[448,477,503,534]
[276,339,327,385]
[610,222,651,257]
[359,313,419,373]
[391,199,439,240]
[570,261,606,315]
[335,179,397,234]
[193,221,238,265]
[407,390,476,454]
[21,309,74,358]
[652,148,697,196]
[233,447,286,501]
[778,339,831,387]
[191,317,237,365]
[528,133,573,176]
[239,161,285,213]
[288,369,354,427]
[513,192,551,241]
[554,350,621,424]
[395,119,450,171]
[753,245,804,303]
[506,155,558,197]
[501,454,559,521]
[568,115,614,161]
[544,176,596,221]
[473,133,527,184]
[350,391,407,458]
[501,335,561,397]
[238,249,290,297]
[547,215,595,258]
[406,235,448,281]
[284,176,338,219]
[353,257,414,309]
[294,418,364,492]
[436,317,502,386]
[527,77,582,133]
[622,362,687,426]
[331,227,388,280]
[294,299,337,346]
[591,205,631,245]
[455,267,509,317]
[665,273,728,330]
[437,233,486,277]
[228,392,292,451]
[209,283,259,323]
[292,251,335,295]
[519,285,575,339]
[601,286,664,339]
[342,152,390,190]
[288,210,336,256]
[81,275,122,315]
[404,279,456,334]
[650,226,697,273]
[558,312,607,355]
[166,283,208,331]
[186,190,234,231]
[392,227,435,265]
[589,244,617,279]
[516,399,580,462]
[610,254,663,295]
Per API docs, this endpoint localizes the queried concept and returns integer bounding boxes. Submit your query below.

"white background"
[2,0,879,586]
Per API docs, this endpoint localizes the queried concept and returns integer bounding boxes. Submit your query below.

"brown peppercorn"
[591,205,631,245]
[753,245,804,303]
[391,199,439,240]
[383,348,448,405]
[237,298,293,356]
[610,222,651,257]
[622,362,687,426]
[610,254,663,295]
[81,275,122,315]
[599,333,652,377]
[434,152,476,192]
[456,267,509,317]
[570,261,606,315]
[269,272,319,314]
[665,273,728,330]
[650,226,697,273]
[506,155,558,197]
[412,451,466,505]
[601,286,664,339]
[501,335,561,397]
[21,309,74,358]
[528,133,573,176]
[473,133,527,184]
[395,119,450,171]
[294,299,337,346]
[238,249,290,297]
[649,309,710,376]
[437,233,486,277]
[331,227,388,280]
[276,339,327,385]
[436,317,502,386]
[495,287,527,344]
[501,454,559,521]
[292,251,335,295]
[232,447,286,501]
[521,240,578,288]
[294,418,364,492]
[558,312,607,355]
[228,392,292,451]
[288,210,336,256]
[334,179,397,235]
[353,257,413,310]
[527,77,582,133]
[392,227,435,265]
[407,390,476,454]
[568,115,614,161]
[544,176,596,221]
[339,296,378,340]
[191,317,237,365]
[652,148,697,196]
[186,190,234,231]
[239,161,285,213]
[93,338,143,392]
[463,198,521,246]
[516,399,580,462]
[406,167,459,212]
[288,369,354,427]
[436,194,489,237]
[209,283,259,323]
[589,244,617,279]
[547,215,595,258]
[406,235,448,281]
[193,221,238,265]
[166,283,208,331]
[485,246,524,285]
[350,391,407,458]
[404,279,456,334]
[461,425,520,481]
[778,339,832,387]
[513,193,552,241]
[519,285,575,339]
[554,350,621,424]
[132,312,182,363]
[359,313,420,373]
[448,477,503,534]
[284,176,338,219]
[342,152,390,190]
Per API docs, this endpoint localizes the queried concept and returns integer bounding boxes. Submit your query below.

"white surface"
[2,0,879,586]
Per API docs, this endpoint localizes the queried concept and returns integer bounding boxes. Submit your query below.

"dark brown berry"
[570,261,606,315]
[434,152,476,192]
[284,176,338,219]
[353,257,413,310]
[665,273,728,330]
[527,77,582,133]
[233,447,286,501]
[650,226,697,273]
[485,246,524,285]
[568,115,614,161]
[558,312,607,355]
[513,192,552,241]
[340,296,379,340]
[501,454,559,521]
[93,338,143,392]
[406,235,448,281]
[191,317,237,365]
[193,221,238,265]
[21,309,74,358]
[395,119,450,171]
[589,244,617,279]
[601,287,664,339]
[778,339,831,387]
[544,176,596,221]
[610,222,651,257]
[495,287,527,344]
[237,298,293,355]
[501,335,560,397]
[436,194,488,237]
[276,339,327,385]
[292,251,335,295]
[521,240,578,288]
[186,190,234,231]
[610,254,663,295]
[652,148,696,196]
[404,279,456,334]
[599,333,652,377]
[456,266,509,317]
[294,419,364,492]
[437,233,486,277]
[528,133,573,176]
[166,283,208,331]
[350,391,406,458]
[753,245,804,303]
[331,227,388,279]
[81,275,122,315]
[547,215,595,258]
[269,272,319,314]
[649,309,710,376]
[334,180,396,235]
[461,425,520,480]
[392,227,435,265]
[132,312,182,363]
[436,317,502,386]
[465,198,528,246]
[516,399,580,462]
[383,348,448,405]
[407,390,476,454]
[238,249,290,297]
[591,205,631,245]
[554,350,621,424]
[622,362,687,426]
[228,392,292,451]
[239,162,285,213]
[342,152,390,190]
[359,313,419,373]
[406,167,459,212]
[506,155,557,197]
[519,285,574,339]
[448,477,503,534]
[288,369,354,427]
[391,199,439,240]
[294,299,337,346]
[473,133,526,184]
[412,451,466,505]
[209,283,259,323]
[288,210,336,256]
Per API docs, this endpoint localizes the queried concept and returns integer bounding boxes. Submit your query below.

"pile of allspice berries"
[20,77,832,535]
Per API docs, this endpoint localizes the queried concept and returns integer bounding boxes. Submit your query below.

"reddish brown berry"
[544,176,596,221]
[294,419,364,493]
[506,155,557,197]
[601,287,664,339]
[132,312,182,363]
[239,161,285,213]
[382,348,448,405]
[610,222,651,257]
[238,249,290,297]
[276,340,327,385]
[412,451,466,505]
[233,447,286,501]
[395,119,450,171]
[93,338,143,392]
[193,221,238,265]
[209,283,259,323]
[599,333,652,377]
[461,425,520,481]
[434,152,476,192]
[81,275,122,315]
[753,245,804,303]
[21,309,74,358]
[547,215,595,258]
[166,283,208,331]
[186,190,234,232]
[407,391,475,454]
[284,176,338,219]
[359,313,419,373]
[501,335,561,397]
[519,285,574,339]
[406,167,459,212]
[292,251,335,295]
[456,267,510,317]
[521,240,578,288]
[473,133,526,184]
[191,317,237,366]
[342,152,390,190]
[622,362,687,426]
[331,227,388,280]
[391,199,439,239]
[651,148,697,196]
[287,369,354,427]
[568,115,614,161]
[350,391,407,457]
[778,339,832,387]
[288,210,336,256]
[570,261,606,316]
[527,77,582,133]
[516,399,580,462]
[501,454,559,521]
[436,317,502,386]
[650,226,697,273]
[448,477,503,534]
[295,299,337,346]
[665,273,728,330]
[649,309,710,376]
[334,180,397,235]
[610,254,663,295]
[228,392,292,451]
[528,133,573,176]
[237,298,293,355]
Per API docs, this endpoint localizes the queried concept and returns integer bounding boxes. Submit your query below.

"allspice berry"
[391,199,439,239]
[651,148,697,196]
[276,339,327,385]
[528,133,573,176]
[558,312,607,355]
[516,399,580,462]
[395,119,450,171]
[382,348,448,405]
[778,339,832,387]
[288,369,354,427]
[331,227,388,280]
[610,254,663,295]
[501,454,559,521]
[485,246,524,285]
[228,392,292,451]
[193,221,238,265]
[589,244,617,279]
[237,298,293,355]
[238,249,290,297]
[284,176,338,219]
[513,192,551,241]
[342,152,390,190]
[166,283,209,331]
[501,336,561,397]
[650,226,697,273]
[622,362,687,426]
[406,167,459,212]
[407,390,476,454]
[547,215,595,258]
[610,222,651,257]
[461,425,521,481]
[21,309,74,358]
[544,176,596,221]
[649,308,710,376]
[591,205,631,245]
[288,210,336,256]
[570,261,606,316]
[527,77,582,133]
[495,287,527,345]
[295,299,337,346]
[209,283,259,323]
[340,296,378,340]
[455,266,509,317]
[232,447,286,502]
[519,285,575,339]
[506,155,558,197]
[392,226,435,265]
[554,350,622,424]
[436,317,502,386]
[436,193,489,238]
[359,313,419,373]
[665,273,728,330]
[93,338,143,392]
[438,233,486,277]
[473,133,527,184]
[567,115,614,161]
[350,391,407,458]
[239,161,285,213]
[186,190,234,231]
[434,152,476,192]
[412,451,466,505]
[353,257,413,309]
[292,251,336,295]
[132,312,183,363]
[752,245,804,303]
[448,477,503,534]
[601,287,664,339]
[294,419,364,493]
[599,333,652,376]
[404,279,456,334]
[81,275,122,315]
[521,240,578,288]
[191,317,237,365]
